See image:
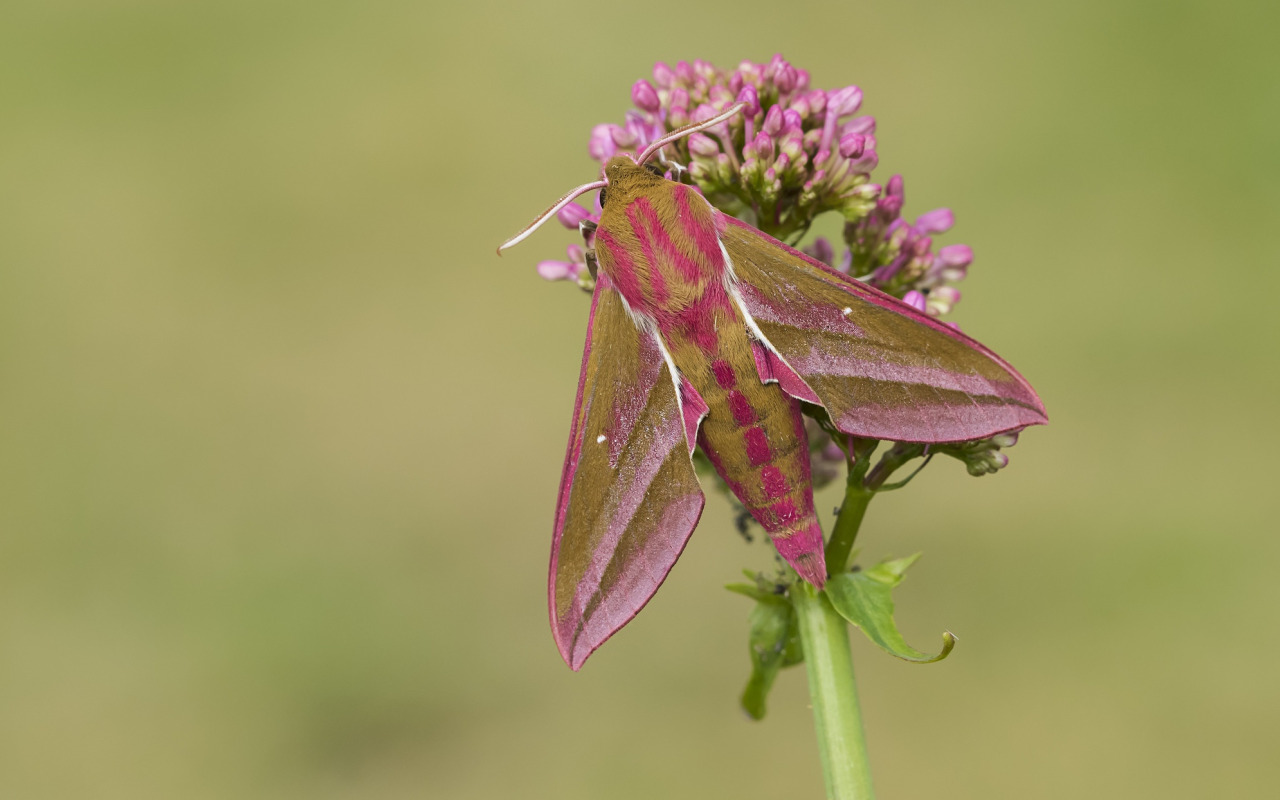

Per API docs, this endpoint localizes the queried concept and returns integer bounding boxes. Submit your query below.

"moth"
[500,104,1046,669]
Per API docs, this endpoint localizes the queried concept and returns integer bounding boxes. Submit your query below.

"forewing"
[551,275,706,670]
[720,215,1047,442]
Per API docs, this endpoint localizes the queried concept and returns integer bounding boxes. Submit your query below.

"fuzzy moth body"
[502,112,1045,669]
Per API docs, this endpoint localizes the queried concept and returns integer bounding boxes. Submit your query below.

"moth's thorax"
[593,165,729,324]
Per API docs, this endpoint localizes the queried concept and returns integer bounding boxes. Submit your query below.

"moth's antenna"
[497,179,608,254]
[636,102,748,166]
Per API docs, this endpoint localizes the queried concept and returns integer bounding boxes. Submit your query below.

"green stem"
[793,583,874,800]
[786,476,878,799]
[824,479,874,576]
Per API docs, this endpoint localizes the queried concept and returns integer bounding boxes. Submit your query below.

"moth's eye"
[598,187,608,209]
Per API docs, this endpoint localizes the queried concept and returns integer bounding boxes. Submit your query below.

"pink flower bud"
[842,115,876,136]
[902,290,928,313]
[762,104,784,136]
[886,174,905,199]
[877,192,903,219]
[992,432,1019,448]
[588,124,617,161]
[537,260,574,281]
[556,202,592,229]
[782,108,803,132]
[826,85,863,117]
[708,85,733,106]
[807,237,834,266]
[631,79,660,113]
[737,85,761,118]
[937,244,973,268]
[804,89,827,117]
[915,208,954,234]
[752,131,775,162]
[847,151,879,172]
[652,61,675,88]
[737,60,762,89]
[764,54,786,81]
[566,244,584,262]
[687,132,721,158]
[928,286,961,315]
[691,102,715,123]
[676,60,694,84]
[609,124,636,148]
[775,63,797,93]
[839,133,866,158]
[778,129,806,164]
[668,88,690,127]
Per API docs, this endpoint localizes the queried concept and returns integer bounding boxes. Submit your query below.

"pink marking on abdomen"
[727,391,755,426]
[765,497,800,526]
[744,426,772,466]
[711,359,737,389]
[771,522,827,587]
[761,465,789,499]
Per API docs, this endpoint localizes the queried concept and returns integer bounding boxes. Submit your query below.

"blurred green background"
[2,1,1278,798]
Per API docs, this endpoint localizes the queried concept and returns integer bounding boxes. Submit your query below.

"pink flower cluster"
[537,56,974,321]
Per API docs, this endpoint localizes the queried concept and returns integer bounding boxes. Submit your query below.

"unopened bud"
[687,132,721,158]
[557,202,592,229]
[915,208,955,234]
[631,79,661,113]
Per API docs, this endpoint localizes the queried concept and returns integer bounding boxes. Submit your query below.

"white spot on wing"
[842,307,853,316]
[596,434,607,444]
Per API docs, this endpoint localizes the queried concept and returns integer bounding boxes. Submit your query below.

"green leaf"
[725,583,785,604]
[740,599,801,720]
[825,554,956,663]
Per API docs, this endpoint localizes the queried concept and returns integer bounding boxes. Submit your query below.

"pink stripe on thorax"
[623,200,669,305]
[674,184,725,268]
[596,229,645,308]
[633,197,704,282]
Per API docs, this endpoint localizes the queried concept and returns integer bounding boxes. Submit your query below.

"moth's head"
[497,102,747,255]
[599,156,666,212]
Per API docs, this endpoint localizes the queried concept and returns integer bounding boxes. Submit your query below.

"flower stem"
[793,582,874,800]
[825,479,874,576]
[788,476,878,799]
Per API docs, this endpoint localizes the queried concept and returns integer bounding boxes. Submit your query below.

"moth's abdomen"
[667,304,827,586]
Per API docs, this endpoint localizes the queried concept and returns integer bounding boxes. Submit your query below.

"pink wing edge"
[718,213,1048,439]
